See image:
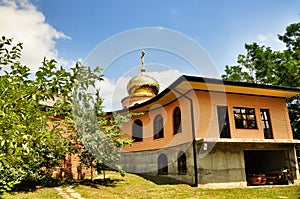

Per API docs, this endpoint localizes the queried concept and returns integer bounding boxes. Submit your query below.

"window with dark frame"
[154,114,164,139]
[132,119,143,142]
[233,107,257,129]
[217,106,231,138]
[178,151,187,174]
[173,107,182,134]
[260,109,273,139]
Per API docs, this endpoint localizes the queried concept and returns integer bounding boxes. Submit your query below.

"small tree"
[71,67,132,180]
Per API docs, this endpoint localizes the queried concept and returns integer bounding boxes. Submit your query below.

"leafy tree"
[222,22,300,138]
[0,36,78,192]
[71,68,132,180]
[0,36,132,193]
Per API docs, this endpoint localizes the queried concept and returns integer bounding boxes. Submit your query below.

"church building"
[111,51,300,187]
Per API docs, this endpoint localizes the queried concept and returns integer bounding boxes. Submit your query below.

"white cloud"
[146,70,181,91]
[99,70,181,111]
[98,76,129,111]
[257,33,271,42]
[0,0,70,71]
[256,32,285,51]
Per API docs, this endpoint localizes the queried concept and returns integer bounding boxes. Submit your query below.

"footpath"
[55,186,85,199]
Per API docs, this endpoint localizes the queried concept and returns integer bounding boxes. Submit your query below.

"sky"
[1,0,300,110]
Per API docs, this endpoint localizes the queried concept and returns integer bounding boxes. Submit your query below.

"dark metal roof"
[107,75,300,114]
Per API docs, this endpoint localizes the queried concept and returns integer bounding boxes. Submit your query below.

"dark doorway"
[244,150,292,185]
[217,106,231,138]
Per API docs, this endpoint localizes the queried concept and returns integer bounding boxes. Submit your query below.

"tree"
[71,68,132,181]
[222,22,300,138]
[0,36,78,192]
[0,36,132,193]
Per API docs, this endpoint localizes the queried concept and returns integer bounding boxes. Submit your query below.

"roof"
[108,75,300,114]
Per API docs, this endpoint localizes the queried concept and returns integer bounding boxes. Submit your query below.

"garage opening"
[244,150,293,185]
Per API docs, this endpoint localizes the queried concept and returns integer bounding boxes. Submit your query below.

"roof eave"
[107,75,300,114]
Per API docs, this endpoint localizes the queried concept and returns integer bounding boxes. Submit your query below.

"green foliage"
[222,22,300,138]
[0,35,135,192]
[71,66,132,180]
[0,36,79,193]
[223,65,254,82]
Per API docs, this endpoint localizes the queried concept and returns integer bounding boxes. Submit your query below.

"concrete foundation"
[119,140,299,186]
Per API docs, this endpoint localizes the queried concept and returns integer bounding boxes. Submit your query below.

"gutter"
[196,138,300,144]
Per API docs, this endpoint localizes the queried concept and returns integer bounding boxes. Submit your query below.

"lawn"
[2,171,300,199]
[2,187,61,199]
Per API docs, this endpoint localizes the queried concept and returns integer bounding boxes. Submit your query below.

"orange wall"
[122,96,193,152]
[192,91,293,139]
[122,90,293,152]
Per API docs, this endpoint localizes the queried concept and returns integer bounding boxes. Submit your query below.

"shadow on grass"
[70,178,125,188]
[0,178,125,198]
[137,174,189,186]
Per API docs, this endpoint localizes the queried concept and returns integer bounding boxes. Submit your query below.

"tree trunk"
[90,163,93,181]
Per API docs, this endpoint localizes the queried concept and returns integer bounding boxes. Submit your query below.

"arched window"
[158,154,168,175]
[173,107,182,134]
[132,119,143,142]
[154,114,164,139]
[178,151,187,174]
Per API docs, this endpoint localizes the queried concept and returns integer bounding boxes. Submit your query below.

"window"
[173,107,182,134]
[233,107,257,129]
[158,154,168,175]
[260,109,273,139]
[217,106,231,138]
[132,119,143,142]
[178,151,187,174]
[154,114,164,139]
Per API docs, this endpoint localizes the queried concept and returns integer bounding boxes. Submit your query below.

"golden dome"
[126,50,159,97]
[127,74,159,97]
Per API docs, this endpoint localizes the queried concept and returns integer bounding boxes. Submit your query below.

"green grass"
[3,171,300,199]
[2,187,61,199]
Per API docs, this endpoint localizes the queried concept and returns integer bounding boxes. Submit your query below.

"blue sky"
[1,0,300,110]
[35,0,300,70]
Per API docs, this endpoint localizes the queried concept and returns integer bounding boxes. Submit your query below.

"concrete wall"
[197,143,246,185]
[197,142,298,186]
[120,141,298,186]
[120,142,196,184]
